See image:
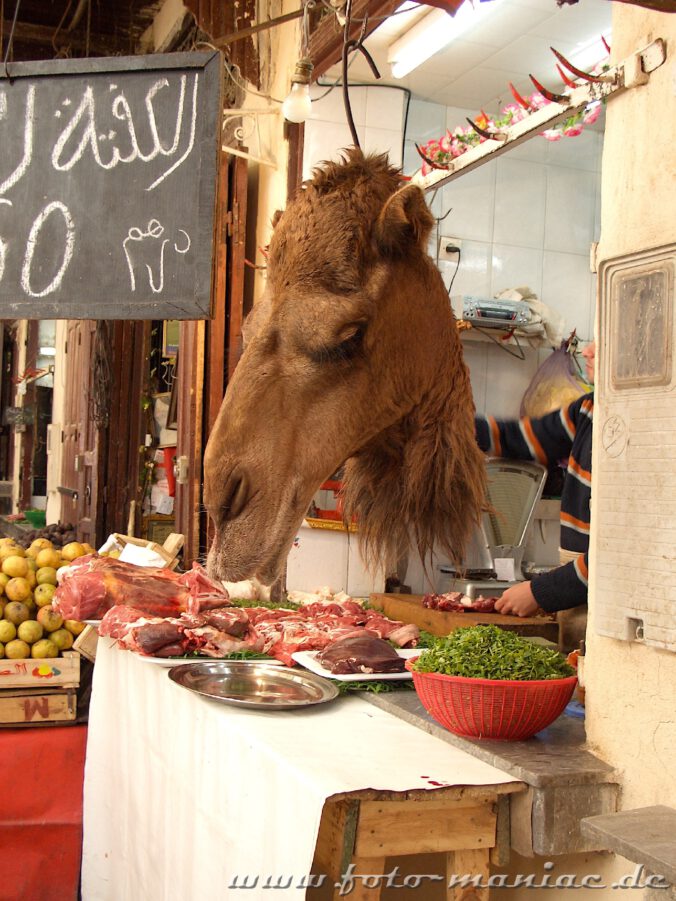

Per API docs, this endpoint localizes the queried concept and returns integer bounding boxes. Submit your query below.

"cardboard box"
[0,687,77,725]
[0,650,80,690]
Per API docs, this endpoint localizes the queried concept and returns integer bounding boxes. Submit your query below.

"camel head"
[204,148,486,584]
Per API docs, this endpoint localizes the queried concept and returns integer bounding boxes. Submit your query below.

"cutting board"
[370,593,559,642]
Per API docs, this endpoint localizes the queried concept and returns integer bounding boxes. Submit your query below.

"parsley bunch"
[413,625,575,681]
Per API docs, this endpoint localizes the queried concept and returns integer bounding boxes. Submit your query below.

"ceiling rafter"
[308,0,401,79]
[0,18,111,56]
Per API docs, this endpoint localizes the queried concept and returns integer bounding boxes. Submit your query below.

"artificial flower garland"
[417,58,609,176]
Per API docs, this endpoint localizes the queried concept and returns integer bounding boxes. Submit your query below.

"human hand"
[494,581,540,618]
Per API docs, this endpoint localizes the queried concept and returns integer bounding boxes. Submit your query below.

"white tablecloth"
[82,639,517,900]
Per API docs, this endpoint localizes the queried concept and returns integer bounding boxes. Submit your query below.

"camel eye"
[311,322,366,364]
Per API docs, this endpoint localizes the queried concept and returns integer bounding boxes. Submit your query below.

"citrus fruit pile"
[0,536,93,660]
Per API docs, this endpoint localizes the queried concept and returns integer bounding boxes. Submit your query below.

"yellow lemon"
[35,548,61,570]
[4,601,30,625]
[49,628,73,651]
[1,556,29,578]
[5,638,30,659]
[34,583,57,608]
[0,544,24,562]
[5,577,31,603]
[36,607,64,633]
[61,542,86,562]
[0,619,17,643]
[81,543,96,555]
[64,620,86,636]
[17,619,43,644]
[28,538,53,557]
[36,566,58,586]
[30,638,58,659]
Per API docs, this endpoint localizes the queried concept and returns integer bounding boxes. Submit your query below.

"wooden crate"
[0,650,80,690]
[73,625,98,662]
[0,687,77,726]
[112,531,184,569]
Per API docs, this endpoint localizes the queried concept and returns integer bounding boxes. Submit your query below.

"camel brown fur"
[204,148,486,584]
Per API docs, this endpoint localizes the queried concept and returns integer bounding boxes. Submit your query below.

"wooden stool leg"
[446,848,489,901]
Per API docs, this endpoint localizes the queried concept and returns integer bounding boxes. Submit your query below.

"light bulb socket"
[290,57,314,86]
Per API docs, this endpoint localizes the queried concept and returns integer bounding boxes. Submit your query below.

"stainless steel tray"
[167,660,340,710]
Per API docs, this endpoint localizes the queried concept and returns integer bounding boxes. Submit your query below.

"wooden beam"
[308,0,401,80]
[354,798,497,857]
[1,19,112,56]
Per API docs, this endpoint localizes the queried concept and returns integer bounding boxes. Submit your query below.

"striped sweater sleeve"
[530,553,589,612]
[475,394,592,466]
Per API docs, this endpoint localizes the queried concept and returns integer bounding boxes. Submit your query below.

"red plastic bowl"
[405,658,577,741]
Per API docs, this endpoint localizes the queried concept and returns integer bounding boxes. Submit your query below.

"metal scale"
[439,459,548,599]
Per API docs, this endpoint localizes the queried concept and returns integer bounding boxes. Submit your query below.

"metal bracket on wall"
[222,107,280,169]
[413,39,667,193]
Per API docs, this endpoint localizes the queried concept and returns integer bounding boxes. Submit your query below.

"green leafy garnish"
[228,597,301,611]
[413,625,575,681]
[333,680,415,695]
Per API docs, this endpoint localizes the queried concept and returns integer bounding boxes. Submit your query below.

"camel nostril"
[221,468,250,521]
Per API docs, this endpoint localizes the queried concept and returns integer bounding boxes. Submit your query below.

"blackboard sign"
[0,51,222,319]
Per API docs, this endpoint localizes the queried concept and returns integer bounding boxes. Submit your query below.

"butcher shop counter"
[82,639,523,900]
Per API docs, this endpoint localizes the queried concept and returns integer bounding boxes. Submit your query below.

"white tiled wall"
[305,88,603,418]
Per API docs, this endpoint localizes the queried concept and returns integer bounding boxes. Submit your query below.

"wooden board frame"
[0,52,223,319]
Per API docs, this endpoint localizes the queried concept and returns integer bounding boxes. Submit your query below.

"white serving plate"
[133,652,283,668]
[291,648,418,682]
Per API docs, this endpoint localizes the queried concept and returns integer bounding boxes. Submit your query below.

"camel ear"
[374,184,434,256]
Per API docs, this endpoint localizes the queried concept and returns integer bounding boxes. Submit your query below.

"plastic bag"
[53,558,230,621]
[520,333,591,418]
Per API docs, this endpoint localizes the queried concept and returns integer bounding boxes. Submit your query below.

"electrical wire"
[446,249,462,296]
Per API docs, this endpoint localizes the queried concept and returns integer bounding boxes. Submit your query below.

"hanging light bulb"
[282,57,313,124]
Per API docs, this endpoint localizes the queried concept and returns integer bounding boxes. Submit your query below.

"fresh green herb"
[332,680,415,695]
[415,630,438,649]
[227,597,300,611]
[413,625,575,681]
[162,649,274,662]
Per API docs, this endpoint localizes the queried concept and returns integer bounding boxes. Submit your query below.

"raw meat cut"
[316,636,406,675]
[53,558,230,621]
[422,592,497,613]
[100,594,420,666]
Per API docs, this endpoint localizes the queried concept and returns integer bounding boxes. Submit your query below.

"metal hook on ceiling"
[341,0,380,149]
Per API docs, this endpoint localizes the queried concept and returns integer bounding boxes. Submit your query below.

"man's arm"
[495,553,589,616]
[475,394,592,466]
